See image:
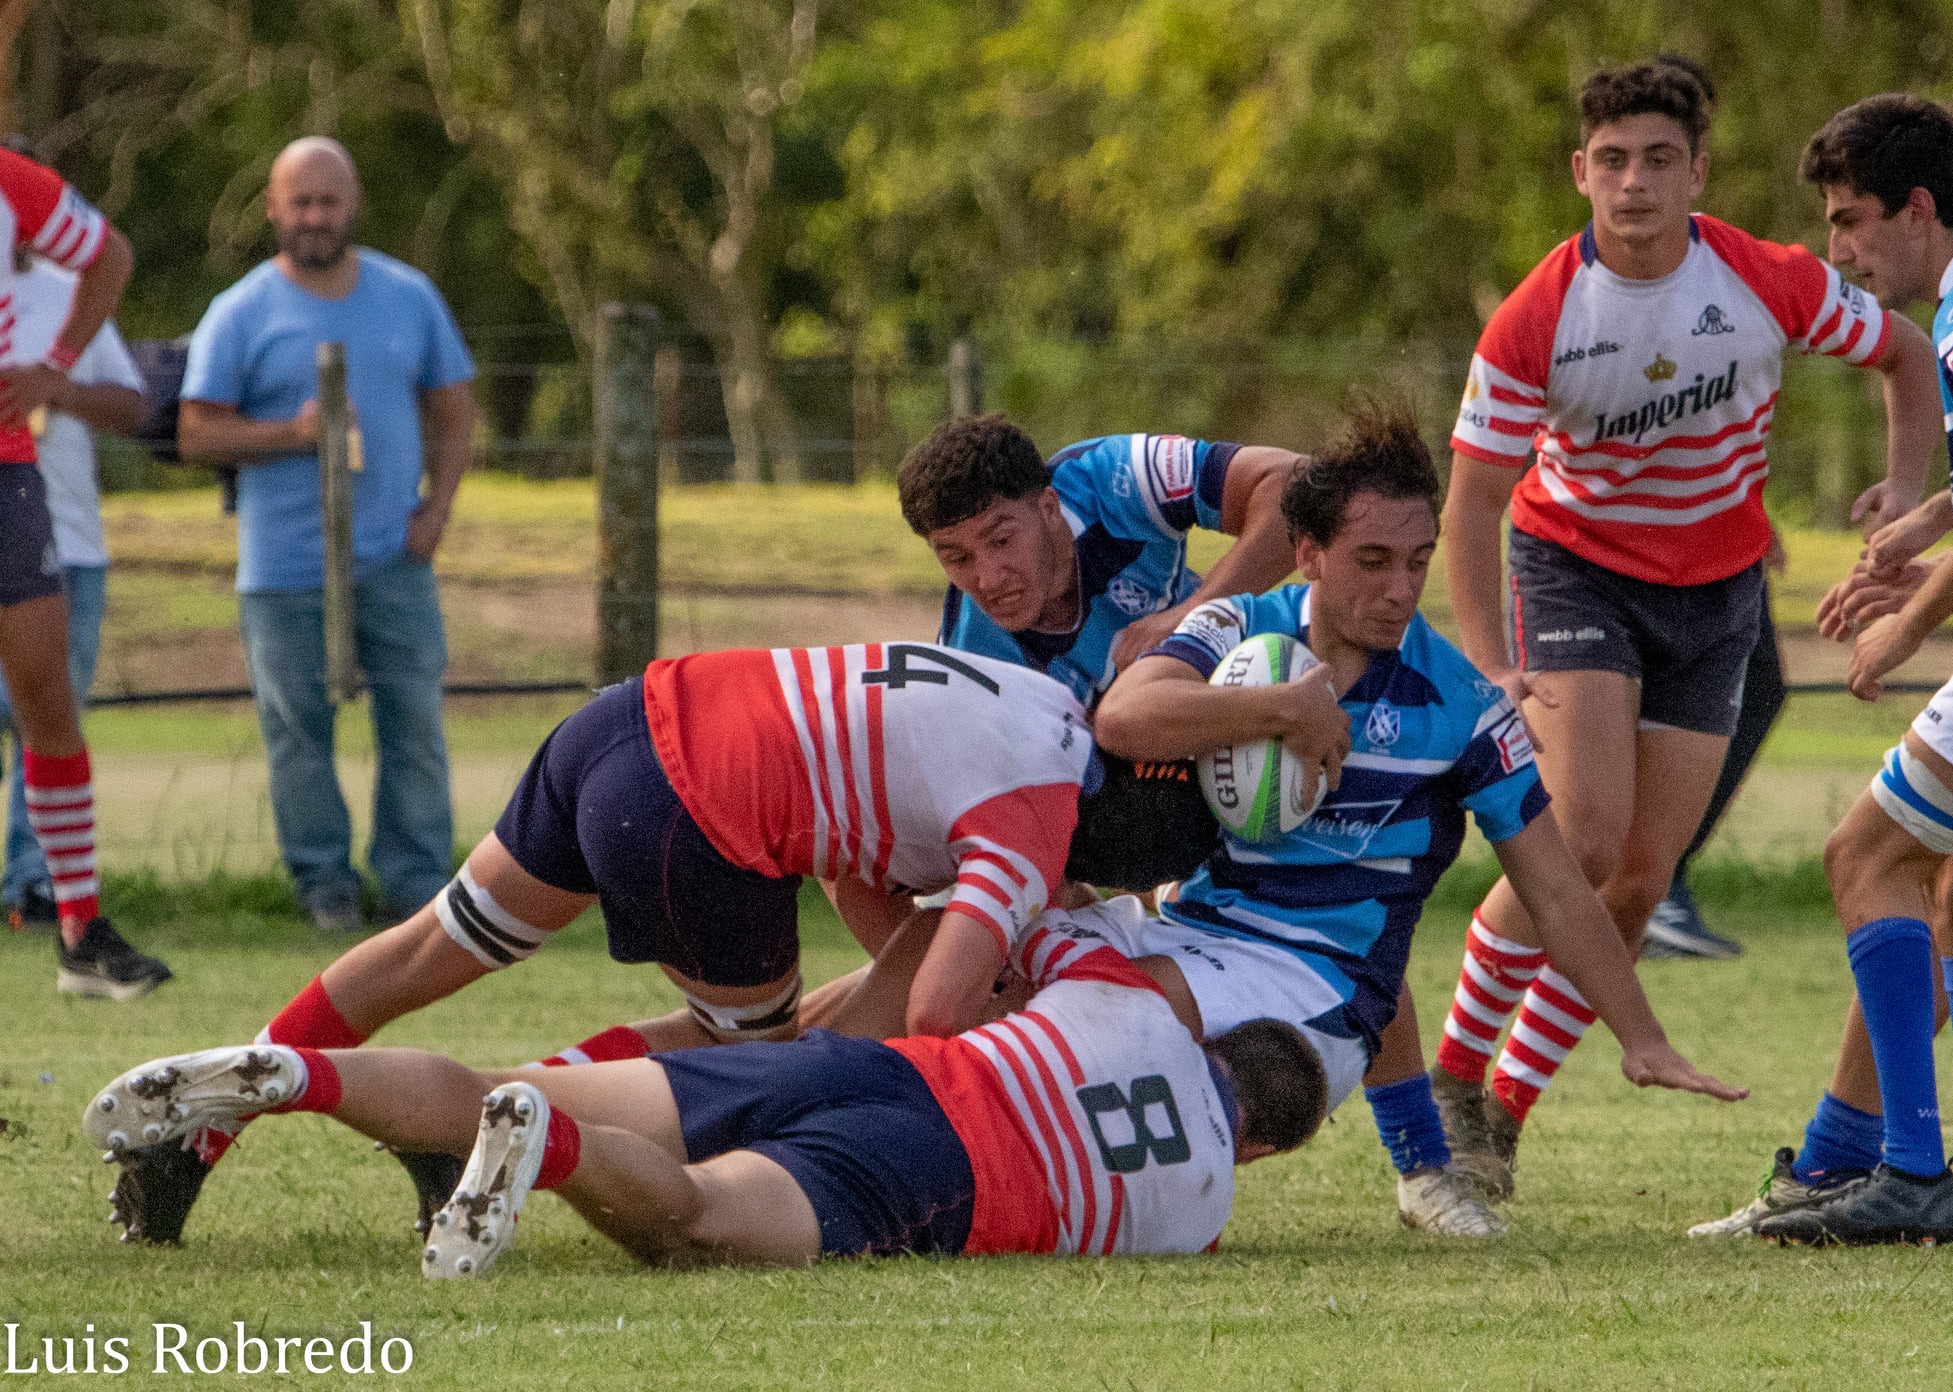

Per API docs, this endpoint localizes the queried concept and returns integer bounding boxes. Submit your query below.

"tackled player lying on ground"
[84,910,1327,1270]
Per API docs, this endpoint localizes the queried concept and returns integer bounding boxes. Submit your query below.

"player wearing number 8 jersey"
[84,904,1328,1271]
[1431,56,1943,1199]
[101,642,1092,1246]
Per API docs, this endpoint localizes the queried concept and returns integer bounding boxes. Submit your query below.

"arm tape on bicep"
[435,865,551,970]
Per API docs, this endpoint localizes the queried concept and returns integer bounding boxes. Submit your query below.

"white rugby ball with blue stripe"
[1197,633,1327,844]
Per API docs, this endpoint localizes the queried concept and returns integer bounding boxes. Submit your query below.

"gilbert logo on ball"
[1197,633,1328,844]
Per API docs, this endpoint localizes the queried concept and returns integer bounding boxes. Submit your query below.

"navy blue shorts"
[659,1029,975,1258]
[0,462,61,608]
[494,676,803,987]
[1507,526,1763,738]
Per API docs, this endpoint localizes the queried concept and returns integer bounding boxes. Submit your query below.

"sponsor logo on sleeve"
[1144,435,1197,503]
[1492,713,1535,773]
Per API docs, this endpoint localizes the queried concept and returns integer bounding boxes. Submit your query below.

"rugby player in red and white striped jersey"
[101,641,1097,1244]
[1429,56,1944,1198]
[84,901,1329,1270]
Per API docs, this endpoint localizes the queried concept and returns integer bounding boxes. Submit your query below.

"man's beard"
[277,223,352,271]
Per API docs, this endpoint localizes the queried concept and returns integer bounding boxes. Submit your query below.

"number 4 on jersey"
[1077,1074,1192,1174]
[861,643,1001,694]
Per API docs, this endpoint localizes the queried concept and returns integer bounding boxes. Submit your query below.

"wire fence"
[78,328,1953,707]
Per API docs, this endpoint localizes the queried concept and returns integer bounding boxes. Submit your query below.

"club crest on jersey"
[1108,576,1160,616]
[1364,700,1401,749]
[1144,435,1197,503]
[1295,799,1403,862]
[1598,360,1737,444]
[1692,304,1735,336]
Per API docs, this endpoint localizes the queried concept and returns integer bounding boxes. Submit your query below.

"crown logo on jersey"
[1463,366,1480,401]
[1644,353,1677,383]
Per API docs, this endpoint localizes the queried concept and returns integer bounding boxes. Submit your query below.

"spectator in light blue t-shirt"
[179,137,477,932]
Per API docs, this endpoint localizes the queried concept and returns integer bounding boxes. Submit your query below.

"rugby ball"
[1197,633,1328,844]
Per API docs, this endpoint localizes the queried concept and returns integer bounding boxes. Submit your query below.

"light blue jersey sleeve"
[1934,294,1953,455]
[1446,685,1547,844]
[1150,586,1308,677]
[1048,434,1239,542]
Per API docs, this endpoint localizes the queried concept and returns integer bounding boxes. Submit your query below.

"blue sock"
[1366,1072,1452,1175]
[1941,956,1953,1002]
[1848,917,1944,1178]
[1791,1092,1883,1184]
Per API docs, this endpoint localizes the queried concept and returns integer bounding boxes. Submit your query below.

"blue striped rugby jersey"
[940,433,1240,707]
[1153,584,1551,1055]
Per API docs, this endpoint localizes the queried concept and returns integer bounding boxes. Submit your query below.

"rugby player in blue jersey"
[1687,94,1953,1243]
[898,417,1330,894]
[1091,402,1744,1236]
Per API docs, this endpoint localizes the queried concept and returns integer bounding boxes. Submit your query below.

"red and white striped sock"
[1434,913,1547,1084]
[531,1024,650,1069]
[1490,967,1597,1124]
[23,747,98,943]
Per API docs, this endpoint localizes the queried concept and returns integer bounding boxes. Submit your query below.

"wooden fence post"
[316,341,358,705]
[948,338,981,418]
[595,303,662,685]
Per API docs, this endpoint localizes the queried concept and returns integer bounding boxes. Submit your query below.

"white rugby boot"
[422,1082,551,1279]
[1687,1146,1871,1237]
[83,1046,303,1155]
[1398,1163,1507,1238]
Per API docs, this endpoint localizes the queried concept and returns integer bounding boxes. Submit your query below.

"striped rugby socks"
[23,746,98,944]
[1435,913,1546,1084]
[1490,968,1596,1124]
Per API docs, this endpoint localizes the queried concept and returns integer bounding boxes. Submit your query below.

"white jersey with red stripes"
[642,643,1090,952]
[0,148,107,464]
[890,904,1236,1256]
[1450,214,1887,586]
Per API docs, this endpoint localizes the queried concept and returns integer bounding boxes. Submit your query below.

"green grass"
[7,889,1953,1389]
[103,477,1903,621]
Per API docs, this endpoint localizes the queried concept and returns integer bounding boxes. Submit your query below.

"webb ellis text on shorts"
[4,1322,415,1375]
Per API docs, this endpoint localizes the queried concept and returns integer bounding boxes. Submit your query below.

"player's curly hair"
[1578,54,1716,154]
[1205,1018,1328,1153]
[1280,398,1439,547]
[897,414,1048,536]
[1801,94,1953,228]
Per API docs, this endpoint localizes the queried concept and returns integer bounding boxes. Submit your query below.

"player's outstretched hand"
[1848,611,1922,701]
[1818,560,1933,642]
[1620,1041,1747,1101]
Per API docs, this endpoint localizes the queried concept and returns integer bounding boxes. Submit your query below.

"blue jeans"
[238,553,452,913]
[0,563,106,903]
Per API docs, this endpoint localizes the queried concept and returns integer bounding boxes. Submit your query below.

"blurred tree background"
[4,0,1948,516]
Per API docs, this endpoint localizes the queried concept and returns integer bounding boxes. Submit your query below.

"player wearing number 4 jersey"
[84,907,1327,1271]
[101,642,1092,1246]
[1431,57,1943,1201]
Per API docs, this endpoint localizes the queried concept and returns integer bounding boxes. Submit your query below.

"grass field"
[7,477,1952,1386]
[7,886,1953,1389]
